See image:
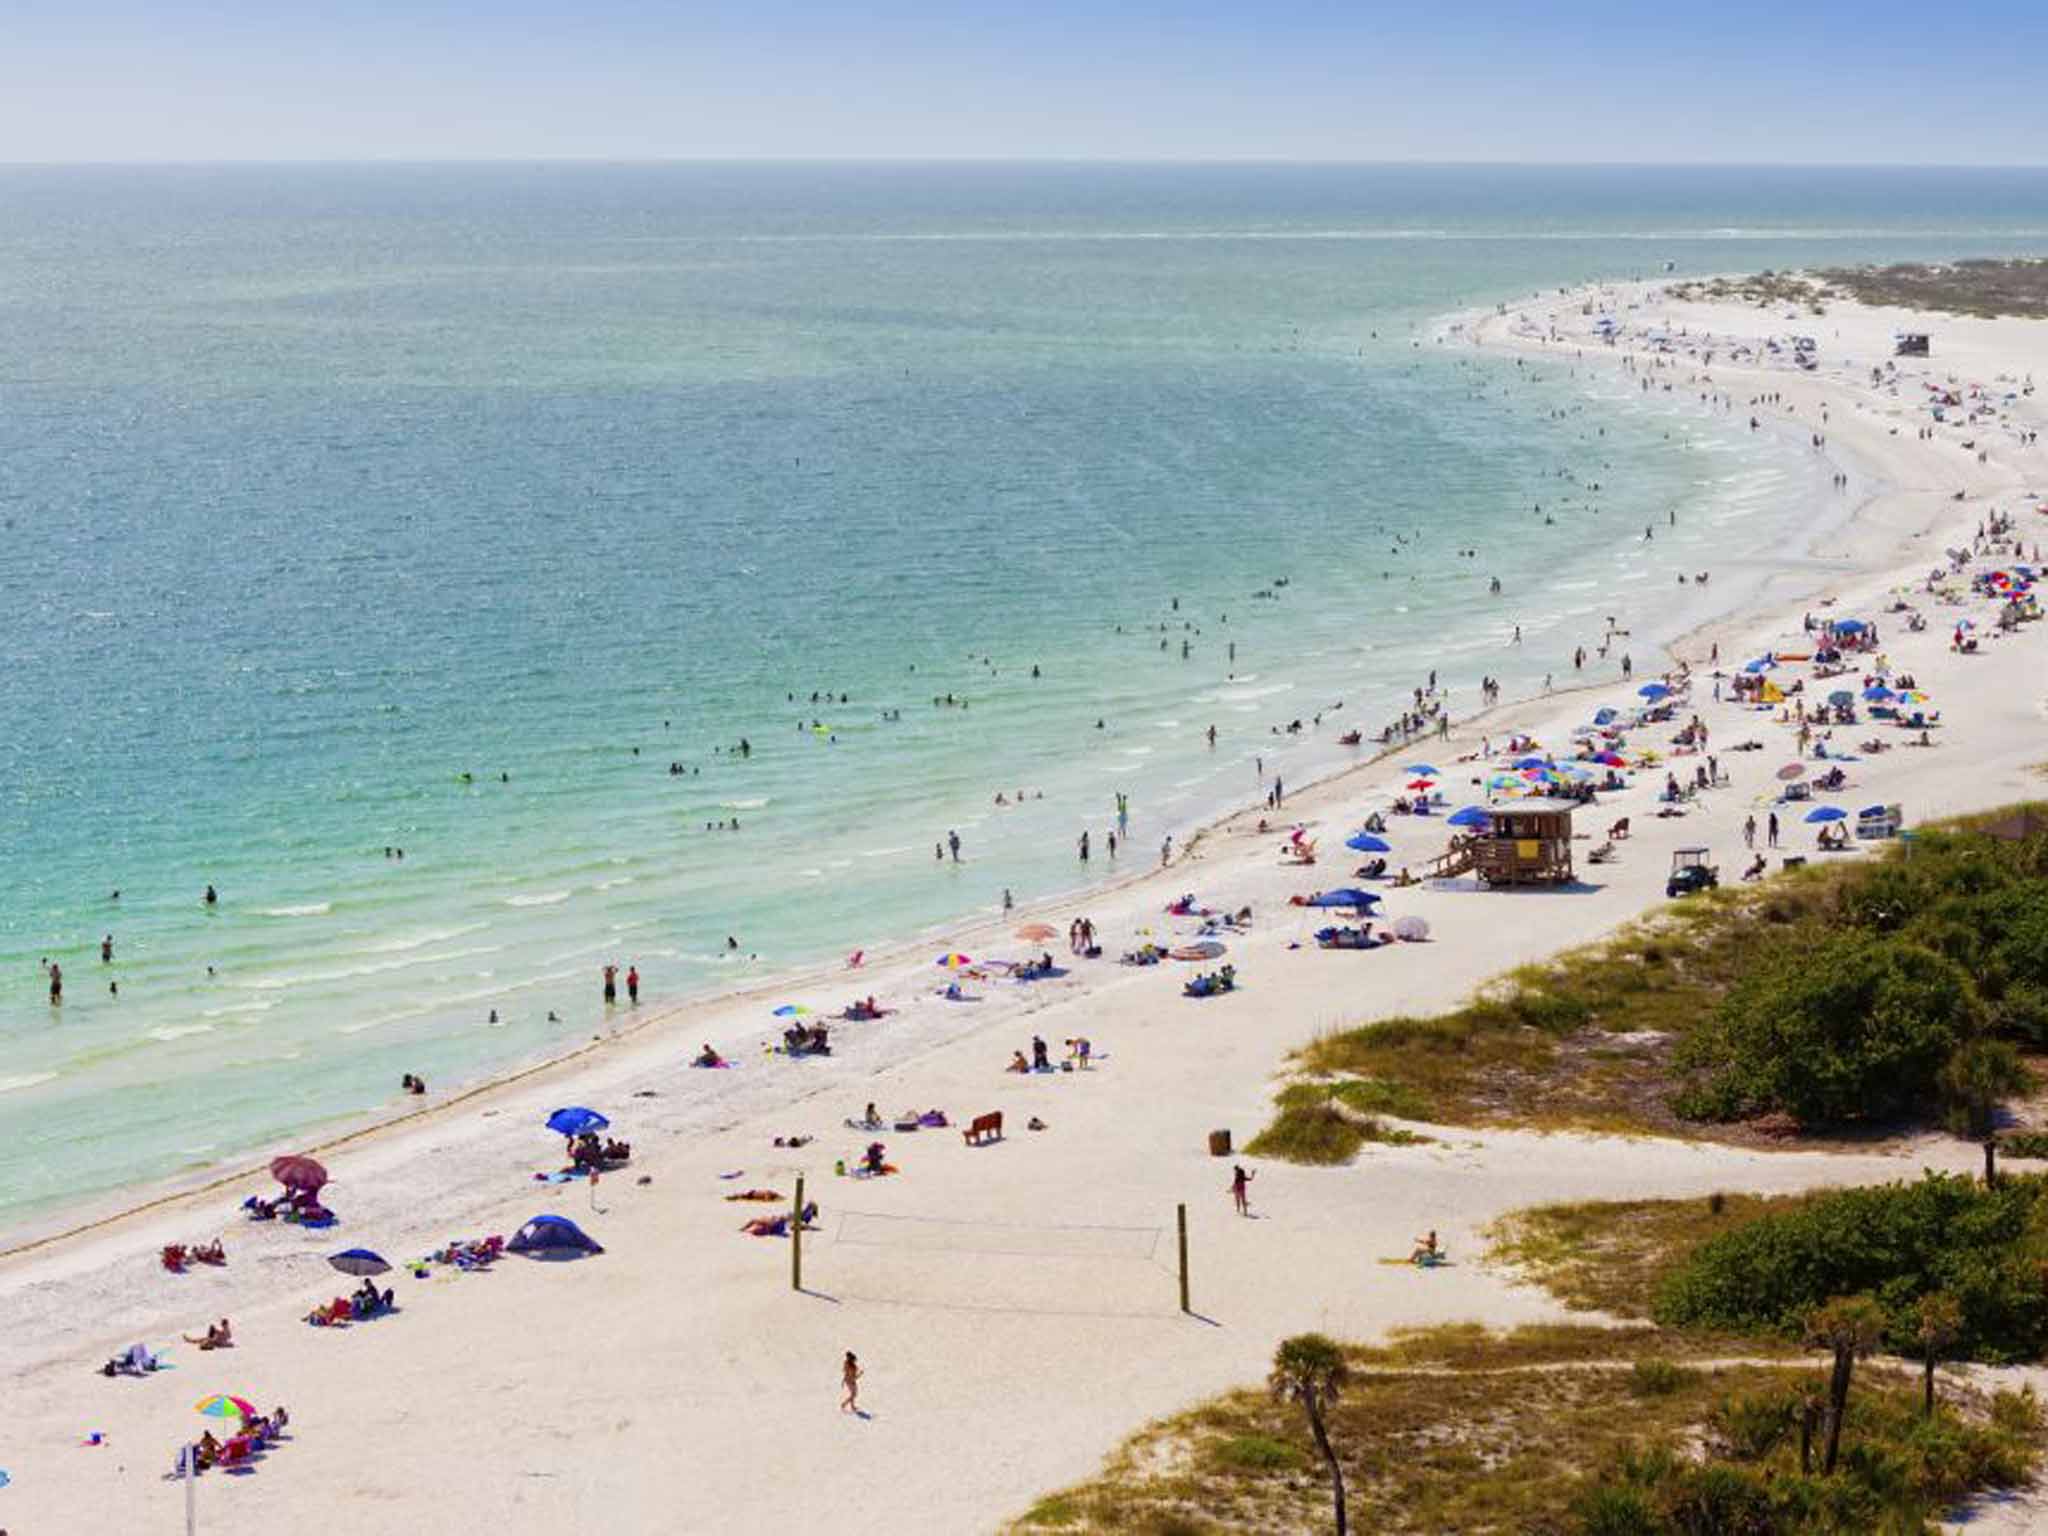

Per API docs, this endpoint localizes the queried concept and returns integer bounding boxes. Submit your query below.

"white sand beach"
[5,275,2047,1534]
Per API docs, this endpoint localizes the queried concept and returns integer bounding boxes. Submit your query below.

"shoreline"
[4,269,2045,1534]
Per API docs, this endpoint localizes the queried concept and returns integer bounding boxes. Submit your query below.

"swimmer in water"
[204,884,218,906]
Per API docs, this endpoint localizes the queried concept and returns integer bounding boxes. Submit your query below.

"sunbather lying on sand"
[183,1318,233,1351]
[101,1343,161,1376]
[725,1189,785,1202]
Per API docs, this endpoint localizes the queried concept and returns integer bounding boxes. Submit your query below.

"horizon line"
[3,156,2048,171]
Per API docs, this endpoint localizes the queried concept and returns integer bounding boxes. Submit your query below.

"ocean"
[5,162,2047,1232]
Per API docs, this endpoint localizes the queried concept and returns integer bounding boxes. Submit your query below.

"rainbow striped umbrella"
[195,1395,256,1422]
[936,953,973,969]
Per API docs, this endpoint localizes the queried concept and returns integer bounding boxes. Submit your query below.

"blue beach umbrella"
[1862,686,1894,701]
[1447,805,1490,828]
[507,1214,604,1260]
[1593,707,1618,725]
[1833,619,1868,633]
[328,1248,390,1278]
[1513,756,1549,770]
[1806,806,1847,823]
[1306,889,1381,909]
[1403,763,1438,777]
[1637,682,1671,699]
[1345,833,1392,853]
[545,1107,609,1138]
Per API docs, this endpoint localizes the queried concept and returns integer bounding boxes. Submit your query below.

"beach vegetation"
[1496,1173,2048,1366]
[1005,1324,2039,1534]
[1256,808,2048,1153]
[1245,1083,1429,1164]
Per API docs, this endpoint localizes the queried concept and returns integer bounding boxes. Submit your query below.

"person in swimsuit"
[841,1350,863,1413]
[1230,1164,1255,1217]
[602,964,617,1004]
[49,961,63,1005]
[626,965,639,1004]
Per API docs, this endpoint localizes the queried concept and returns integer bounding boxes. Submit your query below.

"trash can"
[1208,1129,1232,1157]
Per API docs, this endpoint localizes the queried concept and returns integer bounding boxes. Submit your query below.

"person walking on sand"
[602,964,618,1004]
[841,1351,863,1413]
[1767,812,1780,849]
[1744,815,1756,849]
[1230,1163,1255,1217]
[1160,834,1172,867]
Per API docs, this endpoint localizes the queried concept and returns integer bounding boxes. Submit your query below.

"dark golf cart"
[1667,848,1719,898]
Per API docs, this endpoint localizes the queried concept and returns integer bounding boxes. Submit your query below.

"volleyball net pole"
[792,1174,805,1292]
[1178,1202,1190,1315]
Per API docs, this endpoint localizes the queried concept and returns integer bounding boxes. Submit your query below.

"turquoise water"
[6,164,2048,1231]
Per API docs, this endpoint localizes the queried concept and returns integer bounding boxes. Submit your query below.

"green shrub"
[1713,1387,1797,1460]
[1660,1463,1776,1534]
[2000,1132,2048,1160]
[1675,933,1978,1124]
[1940,1039,2029,1138]
[1654,1172,2048,1361]
[1568,1481,1662,1536]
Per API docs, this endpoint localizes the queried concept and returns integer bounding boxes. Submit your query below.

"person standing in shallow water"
[48,960,63,1006]
[602,964,618,1004]
[626,965,639,1005]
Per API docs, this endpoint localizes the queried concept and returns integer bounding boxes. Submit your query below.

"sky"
[4,0,2046,164]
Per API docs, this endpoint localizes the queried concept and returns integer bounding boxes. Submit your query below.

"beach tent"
[1345,833,1392,853]
[1391,915,1430,942]
[507,1215,604,1260]
[545,1107,609,1138]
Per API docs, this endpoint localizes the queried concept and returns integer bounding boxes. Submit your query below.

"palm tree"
[1804,1294,1886,1474]
[1914,1292,1963,1417]
[1271,1333,1350,1534]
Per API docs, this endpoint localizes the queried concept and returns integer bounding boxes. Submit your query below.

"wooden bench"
[963,1111,1003,1146]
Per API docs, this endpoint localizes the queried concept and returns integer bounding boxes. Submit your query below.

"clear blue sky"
[6,0,2045,163]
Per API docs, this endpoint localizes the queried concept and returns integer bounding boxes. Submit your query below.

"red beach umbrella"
[269,1155,328,1192]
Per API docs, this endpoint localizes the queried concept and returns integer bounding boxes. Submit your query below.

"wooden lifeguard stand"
[1431,800,1577,885]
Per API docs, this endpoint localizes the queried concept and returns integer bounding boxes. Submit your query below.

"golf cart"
[1667,848,1719,898]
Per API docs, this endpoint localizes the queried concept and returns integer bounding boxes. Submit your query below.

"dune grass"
[1009,1325,2038,1534]
[1243,1082,1432,1164]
